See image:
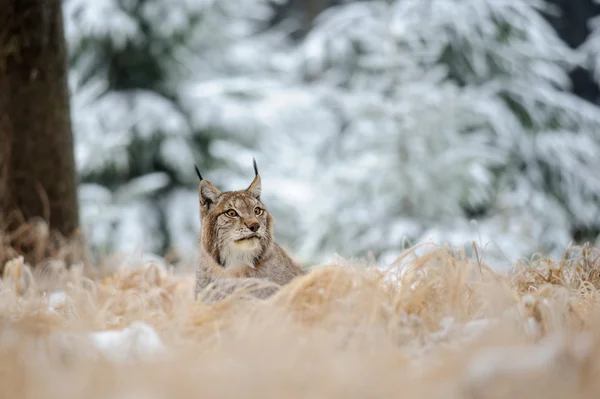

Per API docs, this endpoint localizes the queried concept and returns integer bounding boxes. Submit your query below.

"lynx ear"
[247,175,261,199]
[199,180,221,210]
[247,157,261,199]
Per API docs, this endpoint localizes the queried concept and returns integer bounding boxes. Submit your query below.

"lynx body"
[194,160,305,300]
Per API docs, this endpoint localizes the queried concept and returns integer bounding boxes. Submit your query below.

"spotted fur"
[194,162,306,301]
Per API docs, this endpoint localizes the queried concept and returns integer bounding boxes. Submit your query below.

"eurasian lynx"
[194,159,306,301]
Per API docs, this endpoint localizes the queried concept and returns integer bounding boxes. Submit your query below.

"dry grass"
[1,229,600,399]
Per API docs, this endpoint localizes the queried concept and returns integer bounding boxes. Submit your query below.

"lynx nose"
[247,222,260,232]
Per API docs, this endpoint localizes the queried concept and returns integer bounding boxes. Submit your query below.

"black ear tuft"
[194,164,203,181]
[253,157,258,176]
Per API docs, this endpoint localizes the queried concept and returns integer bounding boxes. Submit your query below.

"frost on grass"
[1,240,600,397]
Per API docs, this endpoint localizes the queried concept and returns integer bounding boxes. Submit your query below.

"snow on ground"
[89,322,168,363]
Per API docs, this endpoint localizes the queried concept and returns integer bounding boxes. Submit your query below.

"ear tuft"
[247,158,261,198]
[194,164,203,181]
[199,180,221,209]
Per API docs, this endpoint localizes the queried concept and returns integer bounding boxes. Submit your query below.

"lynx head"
[195,159,273,268]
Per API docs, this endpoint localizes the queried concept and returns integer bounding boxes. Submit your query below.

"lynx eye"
[225,209,238,218]
[254,207,264,216]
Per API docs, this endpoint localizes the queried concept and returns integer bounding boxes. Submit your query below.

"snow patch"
[89,322,168,363]
[465,332,593,384]
[47,291,68,312]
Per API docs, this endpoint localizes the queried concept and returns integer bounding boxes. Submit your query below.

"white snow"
[65,0,600,267]
[465,332,593,384]
[47,291,68,311]
[89,322,168,363]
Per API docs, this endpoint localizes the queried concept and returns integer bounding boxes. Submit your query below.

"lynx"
[194,159,306,301]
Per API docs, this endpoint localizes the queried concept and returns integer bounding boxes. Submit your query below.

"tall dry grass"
[1,226,600,398]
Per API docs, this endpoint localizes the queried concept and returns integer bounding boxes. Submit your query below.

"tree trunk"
[0,0,81,266]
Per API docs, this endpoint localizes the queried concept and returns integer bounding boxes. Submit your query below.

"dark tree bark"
[0,72,9,215]
[0,0,81,264]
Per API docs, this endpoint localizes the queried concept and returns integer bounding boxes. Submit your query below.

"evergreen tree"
[292,0,600,266]
[62,0,600,268]
[63,0,292,259]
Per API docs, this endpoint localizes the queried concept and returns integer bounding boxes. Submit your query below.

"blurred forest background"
[3,0,600,269]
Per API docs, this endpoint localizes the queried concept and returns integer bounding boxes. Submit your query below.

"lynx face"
[197,162,274,269]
